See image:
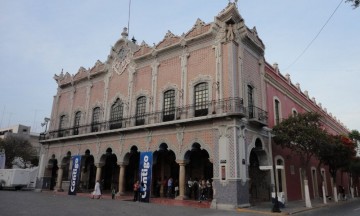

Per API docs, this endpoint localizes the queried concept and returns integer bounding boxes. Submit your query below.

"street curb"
[237,208,289,215]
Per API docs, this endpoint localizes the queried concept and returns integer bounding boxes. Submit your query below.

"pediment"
[133,41,152,58]
[155,31,181,50]
[184,18,211,39]
[216,2,243,24]
[73,67,89,81]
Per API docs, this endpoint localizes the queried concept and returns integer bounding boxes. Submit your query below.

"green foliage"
[349,130,360,141]
[346,0,360,8]
[317,134,356,182]
[272,112,327,172]
[0,136,38,169]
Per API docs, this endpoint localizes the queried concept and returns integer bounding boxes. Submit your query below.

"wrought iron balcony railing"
[247,105,268,126]
[40,97,246,141]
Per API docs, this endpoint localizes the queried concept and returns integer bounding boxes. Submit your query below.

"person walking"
[111,185,116,200]
[167,177,173,198]
[133,180,140,201]
[91,180,102,199]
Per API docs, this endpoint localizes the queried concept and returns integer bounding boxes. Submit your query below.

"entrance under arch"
[152,143,179,197]
[249,147,271,204]
[184,143,213,200]
[124,146,140,192]
[80,150,96,191]
[100,148,118,191]
[45,154,58,190]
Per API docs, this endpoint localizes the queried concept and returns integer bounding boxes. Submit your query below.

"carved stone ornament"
[112,57,130,75]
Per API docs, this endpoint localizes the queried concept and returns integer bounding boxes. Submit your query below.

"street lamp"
[41,117,50,133]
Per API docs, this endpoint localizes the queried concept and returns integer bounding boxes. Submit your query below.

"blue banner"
[68,155,81,195]
[139,152,153,202]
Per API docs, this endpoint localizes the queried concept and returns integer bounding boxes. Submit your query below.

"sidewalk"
[48,190,211,208]
[46,190,357,214]
[237,198,357,215]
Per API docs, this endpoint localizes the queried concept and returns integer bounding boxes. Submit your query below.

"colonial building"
[38,2,352,210]
[264,63,352,204]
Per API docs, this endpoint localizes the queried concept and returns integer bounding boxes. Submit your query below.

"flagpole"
[128,0,132,36]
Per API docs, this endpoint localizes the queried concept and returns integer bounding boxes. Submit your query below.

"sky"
[0,0,359,133]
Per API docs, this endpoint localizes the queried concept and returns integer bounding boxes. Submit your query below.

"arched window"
[163,90,175,121]
[292,109,298,117]
[91,107,101,132]
[58,115,66,137]
[136,96,146,126]
[73,111,81,135]
[275,99,280,125]
[247,85,254,118]
[194,82,209,117]
[110,98,124,129]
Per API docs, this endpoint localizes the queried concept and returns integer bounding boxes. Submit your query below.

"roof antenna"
[127,0,132,36]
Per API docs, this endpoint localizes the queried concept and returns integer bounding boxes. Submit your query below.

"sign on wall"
[139,152,153,202]
[68,155,81,195]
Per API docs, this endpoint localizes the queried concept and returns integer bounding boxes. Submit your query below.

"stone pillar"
[176,160,187,200]
[55,167,64,192]
[95,163,103,182]
[118,163,126,195]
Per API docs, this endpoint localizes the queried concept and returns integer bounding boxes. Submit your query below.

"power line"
[284,0,344,71]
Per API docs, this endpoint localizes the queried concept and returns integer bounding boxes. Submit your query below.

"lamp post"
[41,117,50,132]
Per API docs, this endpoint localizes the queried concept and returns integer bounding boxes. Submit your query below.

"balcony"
[247,105,268,126]
[40,97,245,141]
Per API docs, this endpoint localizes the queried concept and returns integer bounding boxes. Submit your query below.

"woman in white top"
[91,180,102,199]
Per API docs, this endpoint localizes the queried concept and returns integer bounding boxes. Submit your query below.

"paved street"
[297,199,360,216]
[0,190,245,216]
[1,190,360,216]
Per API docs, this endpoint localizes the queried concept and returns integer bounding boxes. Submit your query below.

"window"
[110,98,123,129]
[73,111,81,135]
[194,82,209,117]
[136,96,146,126]
[277,159,283,192]
[91,107,101,132]
[163,90,175,121]
[58,115,66,137]
[292,109,298,117]
[247,85,254,118]
[275,99,280,125]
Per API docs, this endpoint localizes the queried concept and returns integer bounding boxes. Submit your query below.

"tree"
[346,0,360,8]
[316,134,356,201]
[0,136,38,168]
[272,112,328,207]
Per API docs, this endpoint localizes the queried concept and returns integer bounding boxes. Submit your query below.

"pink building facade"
[265,62,353,202]
[37,3,354,210]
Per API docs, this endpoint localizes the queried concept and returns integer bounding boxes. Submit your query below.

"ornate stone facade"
[38,2,351,210]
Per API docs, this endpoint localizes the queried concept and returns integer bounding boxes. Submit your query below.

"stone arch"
[80,149,96,190]
[247,136,269,166]
[98,148,118,190]
[123,145,140,192]
[180,138,213,161]
[152,142,179,197]
[183,142,213,186]
[60,151,72,181]
[46,154,58,190]
[248,138,271,204]
[153,138,177,157]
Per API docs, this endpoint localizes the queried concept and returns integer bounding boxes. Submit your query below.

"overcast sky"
[0,0,359,133]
